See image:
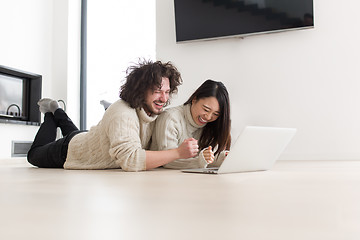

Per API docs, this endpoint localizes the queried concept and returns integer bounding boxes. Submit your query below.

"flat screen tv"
[0,65,42,125]
[174,0,314,42]
[0,74,26,119]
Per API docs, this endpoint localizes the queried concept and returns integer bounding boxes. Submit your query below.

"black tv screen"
[174,0,314,42]
[0,74,25,119]
[0,65,42,125]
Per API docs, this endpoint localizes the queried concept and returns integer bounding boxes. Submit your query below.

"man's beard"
[143,101,168,116]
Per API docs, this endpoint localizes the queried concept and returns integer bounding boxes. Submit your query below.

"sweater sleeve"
[153,110,207,169]
[106,110,146,172]
[162,154,208,169]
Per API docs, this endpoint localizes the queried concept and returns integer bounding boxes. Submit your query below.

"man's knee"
[27,149,39,167]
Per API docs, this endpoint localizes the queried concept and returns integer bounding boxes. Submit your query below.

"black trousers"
[27,109,83,168]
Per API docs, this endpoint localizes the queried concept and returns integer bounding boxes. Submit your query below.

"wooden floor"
[1,158,360,240]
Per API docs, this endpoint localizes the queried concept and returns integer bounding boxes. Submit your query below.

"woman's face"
[191,97,220,126]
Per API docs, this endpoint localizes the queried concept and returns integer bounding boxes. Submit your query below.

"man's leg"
[30,112,58,149]
[27,113,65,168]
[53,108,79,136]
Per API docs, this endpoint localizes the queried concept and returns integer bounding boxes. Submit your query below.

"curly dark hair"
[120,59,182,109]
[184,80,231,155]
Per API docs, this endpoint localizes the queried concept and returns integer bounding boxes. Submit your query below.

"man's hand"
[177,138,199,159]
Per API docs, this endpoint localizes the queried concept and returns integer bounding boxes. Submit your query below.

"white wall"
[156,0,360,160]
[0,0,79,158]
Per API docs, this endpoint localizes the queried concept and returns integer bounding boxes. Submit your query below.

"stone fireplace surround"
[0,65,41,126]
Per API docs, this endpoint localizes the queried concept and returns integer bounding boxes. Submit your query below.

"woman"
[151,79,231,169]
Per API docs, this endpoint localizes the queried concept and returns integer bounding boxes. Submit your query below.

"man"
[27,60,199,171]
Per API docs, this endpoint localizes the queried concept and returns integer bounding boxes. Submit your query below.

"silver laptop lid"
[217,126,296,174]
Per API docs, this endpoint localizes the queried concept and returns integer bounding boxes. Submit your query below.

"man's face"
[143,77,170,115]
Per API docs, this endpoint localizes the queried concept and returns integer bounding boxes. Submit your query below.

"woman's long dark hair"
[184,80,231,155]
[120,59,182,108]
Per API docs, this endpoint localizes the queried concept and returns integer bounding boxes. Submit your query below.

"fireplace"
[0,65,41,126]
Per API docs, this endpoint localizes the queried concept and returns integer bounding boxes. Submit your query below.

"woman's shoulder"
[163,104,185,116]
[156,105,185,125]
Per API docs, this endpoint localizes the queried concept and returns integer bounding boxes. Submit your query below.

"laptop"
[182,126,296,174]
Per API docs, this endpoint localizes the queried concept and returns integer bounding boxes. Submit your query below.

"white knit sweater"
[151,104,226,169]
[64,99,157,171]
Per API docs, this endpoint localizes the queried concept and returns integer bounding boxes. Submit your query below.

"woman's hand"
[177,138,199,159]
[203,146,214,164]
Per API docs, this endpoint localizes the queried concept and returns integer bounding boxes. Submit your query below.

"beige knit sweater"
[64,99,157,171]
[151,104,226,169]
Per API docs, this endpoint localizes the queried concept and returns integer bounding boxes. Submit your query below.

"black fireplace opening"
[0,65,42,126]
